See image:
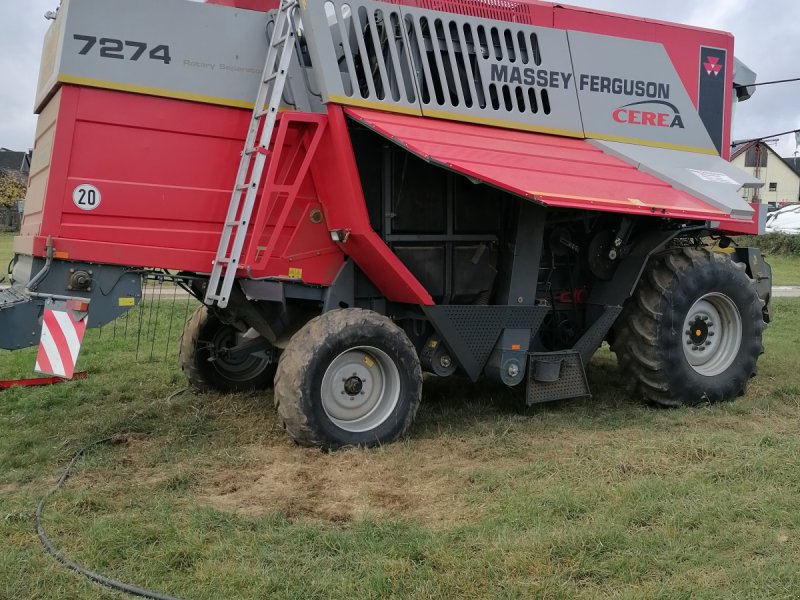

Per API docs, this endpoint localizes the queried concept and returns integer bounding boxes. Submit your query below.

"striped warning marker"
[35,309,88,379]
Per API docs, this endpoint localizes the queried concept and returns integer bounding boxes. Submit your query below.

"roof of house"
[782,155,800,177]
[730,140,759,161]
[730,141,800,177]
[0,149,31,175]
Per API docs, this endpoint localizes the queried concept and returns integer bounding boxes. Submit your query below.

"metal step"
[526,350,591,405]
[0,286,31,310]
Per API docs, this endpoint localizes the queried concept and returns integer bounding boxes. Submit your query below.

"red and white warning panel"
[35,309,88,380]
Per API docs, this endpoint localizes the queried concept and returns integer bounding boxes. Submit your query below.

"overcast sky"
[1,0,799,155]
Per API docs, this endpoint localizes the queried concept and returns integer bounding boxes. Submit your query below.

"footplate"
[527,350,591,405]
[0,285,30,309]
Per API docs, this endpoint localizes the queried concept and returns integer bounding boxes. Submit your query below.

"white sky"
[1,0,799,155]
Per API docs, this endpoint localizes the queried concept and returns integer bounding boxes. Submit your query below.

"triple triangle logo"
[704,56,723,76]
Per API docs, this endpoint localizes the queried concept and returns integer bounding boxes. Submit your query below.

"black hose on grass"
[36,388,189,600]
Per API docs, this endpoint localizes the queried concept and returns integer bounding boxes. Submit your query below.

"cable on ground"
[36,387,189,600]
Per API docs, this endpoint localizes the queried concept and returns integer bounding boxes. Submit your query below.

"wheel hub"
[682,293,742,377]
[320,346,401,433]
[688,317,710,346]
[343,375,364,396]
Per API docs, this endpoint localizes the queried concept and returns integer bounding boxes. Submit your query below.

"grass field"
[767,254,800,285]
[2,253,800,597]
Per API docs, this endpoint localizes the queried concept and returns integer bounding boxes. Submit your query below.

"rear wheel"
[612,248,765,407]
[274,308,422,448]
[180,305,278,392]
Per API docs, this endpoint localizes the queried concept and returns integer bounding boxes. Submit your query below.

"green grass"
[2,298,800,599]
[0,231,13,271]
[766,254,800,286]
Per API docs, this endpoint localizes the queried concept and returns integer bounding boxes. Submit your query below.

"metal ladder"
[204,0,299,308]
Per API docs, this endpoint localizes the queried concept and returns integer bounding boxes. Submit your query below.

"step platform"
[527,350,591,405]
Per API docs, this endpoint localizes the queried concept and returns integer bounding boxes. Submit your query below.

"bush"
[734,234,800,256]
[0,170,26,208]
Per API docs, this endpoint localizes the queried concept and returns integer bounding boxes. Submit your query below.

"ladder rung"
[272,33,292,48]
[264,72,280,84]
[255,107,278,119]
[225,220,247,227]
[245,145,270,156]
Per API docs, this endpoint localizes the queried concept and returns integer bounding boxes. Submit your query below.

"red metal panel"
[18,86,343,285]
[386,0,554,26]
[204,0,278,11]
[310,105,435,306]
[346,107,737,221]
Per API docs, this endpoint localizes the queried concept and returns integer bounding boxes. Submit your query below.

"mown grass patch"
[767,254,800,286]
[2,298,800,599]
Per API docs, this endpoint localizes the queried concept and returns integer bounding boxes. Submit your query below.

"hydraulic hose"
[36,388,189,600]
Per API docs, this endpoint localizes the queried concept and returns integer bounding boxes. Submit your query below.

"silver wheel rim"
[682,293,742,377]
[320,346,401,433]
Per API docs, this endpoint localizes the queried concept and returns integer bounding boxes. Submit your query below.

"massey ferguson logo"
[612,100,685,129]
[704,56,723,76]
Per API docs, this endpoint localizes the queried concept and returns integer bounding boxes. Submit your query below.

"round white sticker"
[72,184,101,211]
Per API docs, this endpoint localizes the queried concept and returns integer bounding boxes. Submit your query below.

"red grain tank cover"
[345,107,755,226]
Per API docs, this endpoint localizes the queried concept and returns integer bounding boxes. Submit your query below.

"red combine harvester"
[2,0,770,447]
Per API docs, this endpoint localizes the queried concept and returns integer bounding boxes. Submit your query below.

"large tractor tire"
[612,248,765,407]
[274,308,423,449]
[180,305,278,392]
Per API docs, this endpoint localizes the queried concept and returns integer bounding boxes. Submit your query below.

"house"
[0,148,32,231]
[730,141,800,205]
[0,148,32,180]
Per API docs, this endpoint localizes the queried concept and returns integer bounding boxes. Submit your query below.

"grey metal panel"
[423,305,549,381]
[733,57,757,101]
[300,0,585,134]
[37,0,271,112]
[568,31,718,154]
[300,0,423,114]
[591,140,758,219]
[401,5,583,135]
[0,287,42,350]
[0,260,142,350]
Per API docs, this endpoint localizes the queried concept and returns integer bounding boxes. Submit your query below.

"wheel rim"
[208,328,271,382]
[682,293,742,377]
[320,346,401,433]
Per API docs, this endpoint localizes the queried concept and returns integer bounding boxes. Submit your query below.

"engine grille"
[306,0,581,135]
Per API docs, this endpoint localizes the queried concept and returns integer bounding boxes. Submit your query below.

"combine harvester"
[2,0,771,447]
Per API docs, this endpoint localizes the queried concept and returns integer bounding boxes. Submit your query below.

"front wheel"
[612,248,765,407]
[274,308,423,448]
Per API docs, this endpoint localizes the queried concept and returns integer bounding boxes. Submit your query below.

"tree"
[0,170,27,208]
